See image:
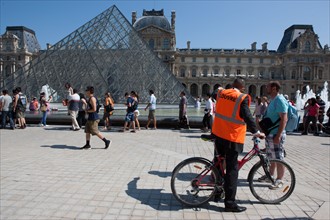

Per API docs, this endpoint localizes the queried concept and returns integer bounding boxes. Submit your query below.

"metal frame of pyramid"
[1,5,194,104]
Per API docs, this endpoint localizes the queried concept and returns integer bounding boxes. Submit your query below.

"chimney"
[251,42,257,51]
[262,42,268,51]
[171,11,176,31]
[187,41,191,50]
[132,11,137,25]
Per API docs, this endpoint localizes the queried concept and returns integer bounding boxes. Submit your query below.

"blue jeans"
[41,111,47,125]
[1,111,15,129]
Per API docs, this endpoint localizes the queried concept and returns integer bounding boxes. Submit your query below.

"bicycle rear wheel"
[248,159,296,204]
[171,157,220,207]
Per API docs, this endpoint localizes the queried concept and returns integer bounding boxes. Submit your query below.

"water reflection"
[25,103,257,118]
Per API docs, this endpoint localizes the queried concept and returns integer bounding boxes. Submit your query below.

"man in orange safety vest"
[212,77,265,212]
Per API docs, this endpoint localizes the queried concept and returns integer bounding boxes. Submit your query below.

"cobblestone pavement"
[1,126,329,219]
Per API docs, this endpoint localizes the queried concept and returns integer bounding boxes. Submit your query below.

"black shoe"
[224,205,247,212]
[80,145,91,150]
[105,140,111,149]
[301,132,307,135]
[73,128,80,131]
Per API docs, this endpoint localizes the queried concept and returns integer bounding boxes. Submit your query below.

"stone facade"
[133,11,330,100]
[0,26,41,88]
[1,12,329,102]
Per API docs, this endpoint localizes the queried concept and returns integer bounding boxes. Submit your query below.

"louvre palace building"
[1,8,329,101]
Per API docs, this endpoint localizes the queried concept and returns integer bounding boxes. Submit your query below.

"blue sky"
[1,0,329,50]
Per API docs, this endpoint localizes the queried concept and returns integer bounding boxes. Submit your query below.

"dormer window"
[163,38,170,49]
[148,39,155,49]
[305,41,311,52]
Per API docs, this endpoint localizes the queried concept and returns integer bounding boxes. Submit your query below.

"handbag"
[259,117,280,136]
[40,104,47,112]
[105,105,114,112]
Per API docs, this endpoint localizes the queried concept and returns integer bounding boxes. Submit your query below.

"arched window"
[192,68,197,77]
[202,84,210,96]
[318,70,323,79]
[163,38,170,49]
[5,65,11,77]
[260,85,267,96]
[149,39,155,49]
[190,84,198,97]
[180,69,186,77]
[305,41,311,52]
[248,85,257,99]
[303,66,311,80]
[213,69,219,77]
[225,69,230,78]
[202,69,208,77]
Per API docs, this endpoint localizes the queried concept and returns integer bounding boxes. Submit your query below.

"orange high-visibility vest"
[212,88,250,144]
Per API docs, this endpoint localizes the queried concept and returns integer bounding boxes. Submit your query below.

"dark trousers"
[303,115,318,134]
[202,114,213,129]
[77,111,86,128]
[215,137,243,207]
[1,111,15,129]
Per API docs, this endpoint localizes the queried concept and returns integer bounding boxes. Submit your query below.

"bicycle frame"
[194,137,263,188]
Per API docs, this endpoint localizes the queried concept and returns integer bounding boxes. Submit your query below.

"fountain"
[295,82,329,123]
[295,85,316,110]
[320,81,329,113]
[40,84,59,101]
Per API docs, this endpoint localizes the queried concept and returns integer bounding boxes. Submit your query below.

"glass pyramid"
[2,5,194,104]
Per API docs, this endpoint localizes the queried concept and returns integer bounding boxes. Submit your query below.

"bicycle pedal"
[213,189,225,202]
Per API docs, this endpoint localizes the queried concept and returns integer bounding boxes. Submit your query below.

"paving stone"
[0,126,329,219]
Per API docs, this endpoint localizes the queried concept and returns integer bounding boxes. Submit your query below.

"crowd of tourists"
[1,79,329,214]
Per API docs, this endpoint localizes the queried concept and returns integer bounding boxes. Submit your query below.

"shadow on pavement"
[148,170,172,178]
[125,177,228,212]
[44,126,71,131]
[41,144,80,150]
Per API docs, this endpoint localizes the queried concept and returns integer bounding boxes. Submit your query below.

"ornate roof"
[3,26,41,53]
[133,9,172,32]
[277,25,322,53]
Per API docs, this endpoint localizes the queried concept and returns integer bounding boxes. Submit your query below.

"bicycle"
[171,135,296,207]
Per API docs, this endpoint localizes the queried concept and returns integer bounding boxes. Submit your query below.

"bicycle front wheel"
[171,157,220,207]
[248,159,296,204]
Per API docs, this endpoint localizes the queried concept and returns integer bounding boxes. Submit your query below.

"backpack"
[95,97,101,113]
[285,104,299,132]
[17,94,27,112]
[260,98,299,134]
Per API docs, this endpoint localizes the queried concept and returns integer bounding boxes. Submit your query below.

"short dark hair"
[269,81,281,91]
[149,90,154,94]
[2,89,8,95]
[232,77,245,90]
[124,92,129,97]
[206,92,211,98]
[181,91,185,96]
[73,88,78,94]
[85,86,94,94]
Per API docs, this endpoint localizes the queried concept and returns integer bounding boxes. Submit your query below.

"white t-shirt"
[205,99,213,115]
[149,94,157,110]
[1,95,12,111]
